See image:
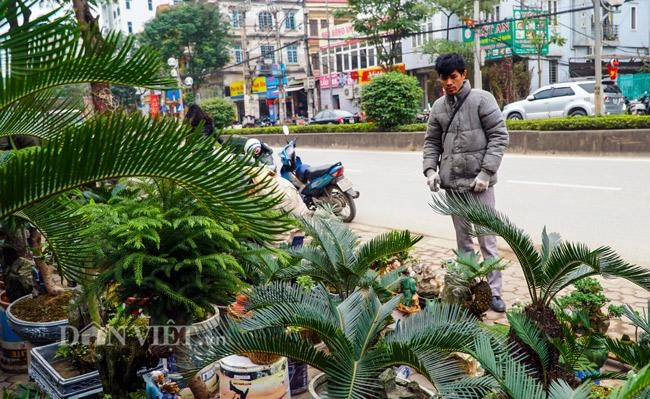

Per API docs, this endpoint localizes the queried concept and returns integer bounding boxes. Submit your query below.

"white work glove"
[470,170,491,192]
[426,169,441,192]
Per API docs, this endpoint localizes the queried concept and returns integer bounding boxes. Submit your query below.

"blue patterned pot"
[6,294,68,345]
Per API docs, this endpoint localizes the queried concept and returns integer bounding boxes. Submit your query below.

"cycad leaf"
[355,229,422,274]
[547,379,591,399]
[506,311,551,370]
[609,363,650,399]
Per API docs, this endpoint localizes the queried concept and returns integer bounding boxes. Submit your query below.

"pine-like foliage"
[86,178,252,325]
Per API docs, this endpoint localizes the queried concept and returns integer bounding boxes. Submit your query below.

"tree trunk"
[446,13,452,41]
[28,228,65,296]
[537,55,542,89]
[71,0,113,114]
[188,374,210,399]
[96,336,159,396]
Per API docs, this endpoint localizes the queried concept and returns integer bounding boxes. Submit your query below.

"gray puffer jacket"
[422,80,508,192]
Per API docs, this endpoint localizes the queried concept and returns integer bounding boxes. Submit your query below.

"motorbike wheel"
[324,186,356,223]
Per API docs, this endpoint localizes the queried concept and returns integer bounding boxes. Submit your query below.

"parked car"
[310,109,360,124]
[502,80,625,120]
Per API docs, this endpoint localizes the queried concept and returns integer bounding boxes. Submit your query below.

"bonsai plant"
[429,191,650,387]
[1,2,289,395]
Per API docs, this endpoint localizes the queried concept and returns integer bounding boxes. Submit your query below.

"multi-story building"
[218,0,310,123]
[99,0,174,35]
[404,0,649,106]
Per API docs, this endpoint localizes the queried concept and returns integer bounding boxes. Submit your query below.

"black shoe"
[490,296,506,313]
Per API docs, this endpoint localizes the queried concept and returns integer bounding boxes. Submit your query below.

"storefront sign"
[357,63,406,85]
[252,77,267,94]
[149,94,159,118]
[319,72,343,89]
[230,81,244,99]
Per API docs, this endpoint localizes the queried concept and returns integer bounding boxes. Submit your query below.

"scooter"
[279,125,359,222]
[628,92,649,115]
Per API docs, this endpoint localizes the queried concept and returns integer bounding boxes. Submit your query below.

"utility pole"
[325,0,333,108]
[303,6,314,119]
[593,0,603,116]
[240,2,251,119]
[473,0,482,89]
[273,7,287,123]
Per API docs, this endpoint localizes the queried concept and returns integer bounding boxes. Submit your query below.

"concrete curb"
[249,129,650,155]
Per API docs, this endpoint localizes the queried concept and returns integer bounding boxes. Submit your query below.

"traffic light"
[463,18,475,28]
[607,58,619,80]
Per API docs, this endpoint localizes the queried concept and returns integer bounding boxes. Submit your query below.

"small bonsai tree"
[361,71,423,128]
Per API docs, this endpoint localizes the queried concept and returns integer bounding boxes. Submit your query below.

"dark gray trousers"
[449,187,502,296]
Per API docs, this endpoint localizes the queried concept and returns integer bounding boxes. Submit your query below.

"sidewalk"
[348,222,650,339]
[2,223,650,394]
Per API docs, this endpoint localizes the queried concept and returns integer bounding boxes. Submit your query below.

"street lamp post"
[593,0,603,116]
[167,57,192,119]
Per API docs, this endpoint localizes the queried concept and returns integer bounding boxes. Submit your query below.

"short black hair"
[434,53,466,76]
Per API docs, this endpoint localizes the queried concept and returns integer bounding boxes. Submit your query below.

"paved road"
[272,147,650,266]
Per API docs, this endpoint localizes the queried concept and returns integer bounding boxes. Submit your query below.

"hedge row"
[225,115,650,135]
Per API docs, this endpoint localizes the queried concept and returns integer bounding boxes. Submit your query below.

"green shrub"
[361,72,423,128]
[199,97,236,129]
[506,114,650,131]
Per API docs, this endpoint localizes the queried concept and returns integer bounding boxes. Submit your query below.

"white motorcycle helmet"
[244,138,262,156]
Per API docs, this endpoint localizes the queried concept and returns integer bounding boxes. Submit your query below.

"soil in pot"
[10,291,72,322]
[51,357,88,379]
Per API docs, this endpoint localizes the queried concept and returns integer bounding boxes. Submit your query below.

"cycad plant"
[276,213,423,299]
[185,282,499,398]
[430,192,650,384]
[0,0,289,287]
[442,250,507,318]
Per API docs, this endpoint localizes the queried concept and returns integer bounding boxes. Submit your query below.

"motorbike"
[279,125,359,222]
[628,92,649,115]
[217,134,276,171]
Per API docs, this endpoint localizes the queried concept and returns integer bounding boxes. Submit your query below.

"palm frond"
[16,195,98,282]
[605,336,650,370]
[540,227,562,265]
[623,300,650,335]
[354,230,422,274]
[429,191,543,303]
[609,363,650,399]
[0,113,289,239]
[547,379,591,399]
[507,311,551,371]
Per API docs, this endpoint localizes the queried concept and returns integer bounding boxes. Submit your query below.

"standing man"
[422,53,509,312]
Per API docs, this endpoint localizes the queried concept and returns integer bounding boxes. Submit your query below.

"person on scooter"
[243,138,275,170]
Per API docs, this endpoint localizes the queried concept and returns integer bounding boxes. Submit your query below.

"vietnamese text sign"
[463,21,513,60]
[512,9,549,56]
[229,81,244,98]
[358,63,406,85]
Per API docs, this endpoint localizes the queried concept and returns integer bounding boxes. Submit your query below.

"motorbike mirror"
[282,125,289,136]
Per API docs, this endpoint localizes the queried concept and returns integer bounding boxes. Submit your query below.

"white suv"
[502,80,625,120]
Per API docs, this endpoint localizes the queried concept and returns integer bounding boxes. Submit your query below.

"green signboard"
[462,8,549,60]
[512,8,549,56]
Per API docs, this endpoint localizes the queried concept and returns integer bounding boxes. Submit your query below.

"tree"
[519,14,566,88]
[361,72,423,128]
[199,97,236,130]
[336,0,428,69]
[139,2,230,94]
[429,0,498,41]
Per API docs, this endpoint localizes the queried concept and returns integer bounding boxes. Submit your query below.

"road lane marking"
[507,180,622,191]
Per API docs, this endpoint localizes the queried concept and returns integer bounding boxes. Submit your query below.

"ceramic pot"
[6,293,68,345]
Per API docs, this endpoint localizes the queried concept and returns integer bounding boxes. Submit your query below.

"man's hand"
[426,169,441,192]
[470,171,491,192]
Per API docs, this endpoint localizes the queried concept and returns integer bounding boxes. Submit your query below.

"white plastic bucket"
[219,355,290,399]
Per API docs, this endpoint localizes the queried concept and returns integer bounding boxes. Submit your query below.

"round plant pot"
[6,294,68,345]
[0,290,28,372]
[308,372,328,398]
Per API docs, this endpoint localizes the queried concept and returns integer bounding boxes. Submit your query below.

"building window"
[351,50,358,69]
[360,48,367,69]
[549,60,558,84]
[125,0,130,10]
[261,45,275,63]
[117,7,120,16]
[287,45,298,63]
[631,6,637,30]
[320,19,328,29]
[148,0,153,11]
[234,43,243,64]
[311,54,320,70]
[127,21,133,33]
[231,10,243,28]
[495,5,500,21]
[259,11,273,29]
[309,19,319,37]
[368,48,375,67]
[285,12,296,30]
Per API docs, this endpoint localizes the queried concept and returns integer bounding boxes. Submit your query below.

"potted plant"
[441,250,508,319]
[430,192,650,388]
[1,3,290,396]
[276,213,423,300]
